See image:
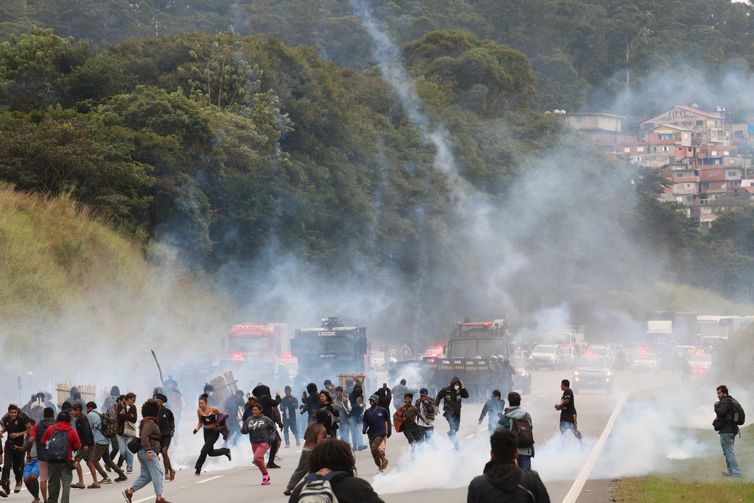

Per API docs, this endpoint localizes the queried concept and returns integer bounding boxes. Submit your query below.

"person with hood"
[333,387,352,443]
[283,410,328,496]
[435,376,469,449]
[300,383,321,424]
[374,383,392,412]
[362,395,391,471]
[348,381,366,451]
[241,403,276,486]
[415,388,436,442]
[122,400,171,503]
[714,384,742,477]
[41,411,81,503]
[153,393,175,481]
[467,428,549,503]
[250,384,282,469]
[287,438,385,503]
[479,390,505,434]
[498,392,534,470]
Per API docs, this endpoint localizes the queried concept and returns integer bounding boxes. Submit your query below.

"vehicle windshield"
[228,337,271,353]
[447,338,509,358]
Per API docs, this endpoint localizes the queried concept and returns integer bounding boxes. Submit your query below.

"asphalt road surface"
[33,370,672,503]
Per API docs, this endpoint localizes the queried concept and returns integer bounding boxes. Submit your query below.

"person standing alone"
[714,385,743,477]
[554,379,581,443]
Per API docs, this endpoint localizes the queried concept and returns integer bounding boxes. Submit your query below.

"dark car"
[572,356,614,393]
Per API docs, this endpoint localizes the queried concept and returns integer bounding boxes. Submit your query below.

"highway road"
[30,370,674,503]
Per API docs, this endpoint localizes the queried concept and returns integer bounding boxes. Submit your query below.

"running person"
[435,376,469,450]
[192,393,231,475]
[153,393,175,481]
[554,379,582,443]
[241,403,275,485]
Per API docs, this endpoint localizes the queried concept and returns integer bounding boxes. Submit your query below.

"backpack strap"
[518,469,535,503]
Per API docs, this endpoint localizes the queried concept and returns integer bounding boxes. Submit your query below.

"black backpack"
[730,398,746,426]
[46,428,70,462]
[513,418,535,448]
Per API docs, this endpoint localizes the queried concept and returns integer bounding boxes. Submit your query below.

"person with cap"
[415,388,436,442]
[362,395,391,471]
[153,393,175,481]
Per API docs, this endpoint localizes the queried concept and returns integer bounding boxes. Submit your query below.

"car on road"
[582,344,615,366]
[572,356,614,393]
[630,348,659,372]
[688,352,712,378]
[528,344,559,369]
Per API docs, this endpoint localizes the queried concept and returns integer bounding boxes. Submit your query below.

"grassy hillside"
[0,186,231,355]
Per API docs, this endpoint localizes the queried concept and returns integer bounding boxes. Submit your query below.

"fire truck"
[290,317,368,387]
[216,324,295,388]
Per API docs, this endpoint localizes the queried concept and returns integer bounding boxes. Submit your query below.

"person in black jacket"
[153,393,175,481]
[714,385,742,477]
[0,405,29,496]
[374,383,392,412]
[467,428,550,503]
[288,438,385,503]
[300,383,321,424]
[252,384,282,469]
[435,376,469,450]
[70,402,99,489]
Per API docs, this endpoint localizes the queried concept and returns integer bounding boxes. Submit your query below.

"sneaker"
[267,462,281,469]
[283,489,292,496]
[14,481,23,493]
[225,451,232,462]
[285,444,290,448]
[261,475,271,486]
[101,478,113,485]
[122,489,133,502]
[722,471,742,478]
[126,468,133,474]
[194,470,201,476]
[357,445,367,451]
[114,475,128,482]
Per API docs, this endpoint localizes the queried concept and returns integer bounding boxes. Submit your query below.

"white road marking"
[465,426,488,439]
[195,474,224,485]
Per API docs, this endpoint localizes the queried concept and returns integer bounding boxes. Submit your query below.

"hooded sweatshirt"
[435,377,469,415]
[252,384,281,420]
[467,461,550,503]
[499,407,534,456]
[242,414,275,445]
[41,421,82,463]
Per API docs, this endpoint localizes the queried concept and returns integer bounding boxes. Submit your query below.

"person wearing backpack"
[31,407,56,503]
[86,401,127,484]
[467,428,550,503]
[40,411,81,503]
[288,438,385,503]
[499,392,534,470]
[713,385,743,477]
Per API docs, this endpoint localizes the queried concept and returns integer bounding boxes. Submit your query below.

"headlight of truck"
[573,370,580,376]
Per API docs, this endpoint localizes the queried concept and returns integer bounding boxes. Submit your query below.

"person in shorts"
[22,418,42,503]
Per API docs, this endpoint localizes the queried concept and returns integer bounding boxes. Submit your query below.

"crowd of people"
[0,375,744,503]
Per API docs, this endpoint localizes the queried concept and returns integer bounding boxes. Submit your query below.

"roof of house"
[642,105,721,126]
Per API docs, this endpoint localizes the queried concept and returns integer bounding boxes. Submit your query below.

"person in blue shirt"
[362,395,391,471]
[86,402,127,484]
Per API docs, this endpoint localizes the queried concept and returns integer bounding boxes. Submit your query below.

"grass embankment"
[614,425,754,502]
[0,186,231,352]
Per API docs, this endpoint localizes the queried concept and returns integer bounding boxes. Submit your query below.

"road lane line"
[561,380,673,503]
[195,475,224,485]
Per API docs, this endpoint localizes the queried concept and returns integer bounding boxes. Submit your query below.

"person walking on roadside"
[153,393,175,481]
[499,392,535,470]
[363,395,391,471]
[69,403,99,489]
[467,429,550,503]
[280,386,300,448]
[714,384,743,477]
[479,390,505,434]
[415,388,436,443]
[0,404,29,496]
[116,393,138,473]
[283,410,328,496]
[436,376,469,450]
[31,407,56,503]
[554,379,581,444]
[122,399,171,503]
[242,403,276,486]
[193,393,231,475]
[287,439,386,503]
[41,411,81,503]
[87,401,127,483]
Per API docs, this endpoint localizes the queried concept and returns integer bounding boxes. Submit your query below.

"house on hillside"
[641,105,729,145]
[564,112,636,151]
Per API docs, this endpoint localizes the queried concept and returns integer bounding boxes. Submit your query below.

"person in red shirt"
[40,411,81,503]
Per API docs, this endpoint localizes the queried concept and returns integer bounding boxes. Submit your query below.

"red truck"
[217,324,296,387]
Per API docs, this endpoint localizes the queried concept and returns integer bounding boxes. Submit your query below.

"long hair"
[307,438,356,474]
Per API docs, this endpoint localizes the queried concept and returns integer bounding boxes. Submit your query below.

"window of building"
[624,147,631,153]
[637,147,644,152]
